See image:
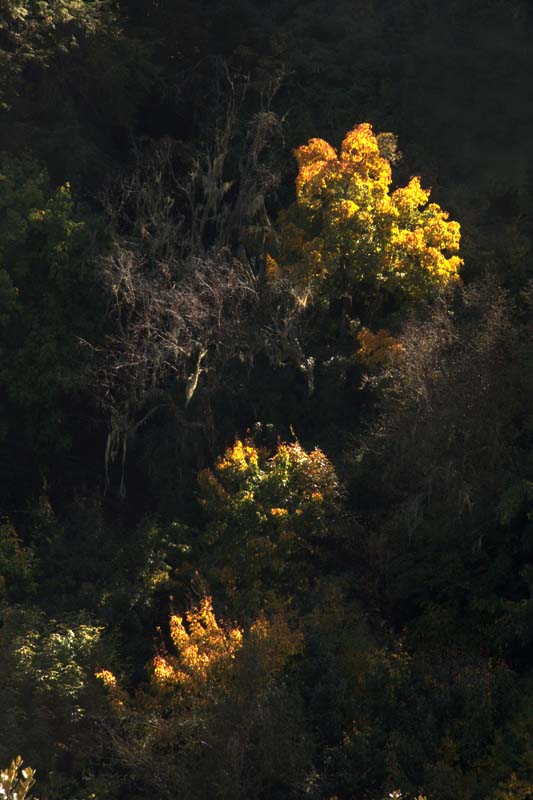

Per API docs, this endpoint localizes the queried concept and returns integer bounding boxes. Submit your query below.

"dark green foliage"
[0,606,112,798]
[354,284,533,662]
[0,522,34,602]
[0,154,107,507]
[0,0,158,184]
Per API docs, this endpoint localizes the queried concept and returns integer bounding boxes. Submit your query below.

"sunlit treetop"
[96,597,242,698]
[270,122,462,305]
[97,596,302,702]
[191,438,346,614]
[356,326,404,368]
[199,438,341,530]
[153,597,243,692]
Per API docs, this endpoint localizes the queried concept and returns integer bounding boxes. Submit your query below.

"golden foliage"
[193,438,344,612]
[95,668,126,714]
[271,122,462,302]
[216,438,261,481]
[356,326,403,368]
[99,596,302,715]
[151,597,243,691]
[269,507,289,517]
[95,668,117,689]
[0,757,36,800]
[202,437,340,523]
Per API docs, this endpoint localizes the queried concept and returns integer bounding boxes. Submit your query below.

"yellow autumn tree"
[269,122,462,305]
[96,598,308,798]
[150,598,303,696]
[152,596,244,694]
[97,596,303,709]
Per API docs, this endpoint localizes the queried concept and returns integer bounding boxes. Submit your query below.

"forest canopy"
[2,2,533,799]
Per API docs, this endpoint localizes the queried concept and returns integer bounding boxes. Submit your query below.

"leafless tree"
[86,76,307,496]
[361,280,525,532]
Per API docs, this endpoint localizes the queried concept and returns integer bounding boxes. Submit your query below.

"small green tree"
[0,522,34,603]
[192,436,346,616]
[0,153,105,501]
[0,608,108,796]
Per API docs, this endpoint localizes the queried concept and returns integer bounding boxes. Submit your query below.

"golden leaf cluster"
[356,326,403,368]
[270,122,462,302]
[152,597,243,691]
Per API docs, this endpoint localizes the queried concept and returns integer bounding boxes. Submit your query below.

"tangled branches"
[87,85,306,496]
[96,248,261,495]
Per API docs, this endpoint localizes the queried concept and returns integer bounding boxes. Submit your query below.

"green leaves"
[191,437,347,617]
[0,0,120,108]
[0,522,35,603]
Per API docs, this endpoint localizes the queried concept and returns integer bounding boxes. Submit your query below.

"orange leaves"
[392,175,430,213]
[271,122,462,305]
[152,654,178,685]
[95,668,117,688]
[152,597,243,692]
[95,668,126,714]
[97,592,305,788]
[340,123,392,189]
[147,596,301,700]
[216,438,260,481]
[295,137,337,171]
[269,507,289,517]
[295,137,337,204]
[294,123,392,218]
[356,327,403,368]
